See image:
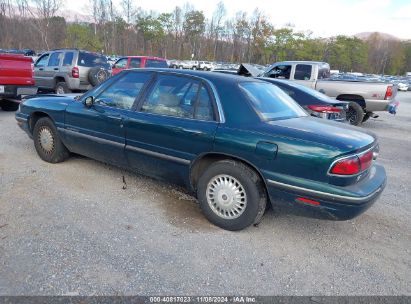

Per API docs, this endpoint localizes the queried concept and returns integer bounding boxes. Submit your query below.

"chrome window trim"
[202,78,226,123]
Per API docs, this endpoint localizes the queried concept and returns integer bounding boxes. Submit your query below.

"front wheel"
[33,117,70,163]
[197,160,267,231]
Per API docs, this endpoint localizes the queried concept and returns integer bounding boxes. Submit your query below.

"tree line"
[1,0,410,75]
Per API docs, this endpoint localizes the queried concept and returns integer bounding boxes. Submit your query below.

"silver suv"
[34,49,111,94]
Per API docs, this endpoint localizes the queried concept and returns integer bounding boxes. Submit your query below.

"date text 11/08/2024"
[149,296,256,303]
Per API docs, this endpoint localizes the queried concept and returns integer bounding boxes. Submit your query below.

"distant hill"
[355,32,401,41]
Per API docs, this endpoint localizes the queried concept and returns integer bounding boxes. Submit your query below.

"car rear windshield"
[78,52,110,68]
[145,59,168,68]
[239,82,307,120]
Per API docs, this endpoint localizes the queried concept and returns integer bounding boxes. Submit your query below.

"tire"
[55,82,72,94]
[197,160,267,231]
[192,66,197,70]
[33,117,70,163]
[0,101,19,111]
[346,101,364,126]
[88,67,110,87]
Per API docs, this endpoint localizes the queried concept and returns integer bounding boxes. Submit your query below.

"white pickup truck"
[259,61,398,125]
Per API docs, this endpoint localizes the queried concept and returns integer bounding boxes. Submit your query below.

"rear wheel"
[55,82,72,94]
[346,102,364,126]
[33,117,70,163]
[197,160,267,231]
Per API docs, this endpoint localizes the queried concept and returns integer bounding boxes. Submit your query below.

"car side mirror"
[84,96,94,107]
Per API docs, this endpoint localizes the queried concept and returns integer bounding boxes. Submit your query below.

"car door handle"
[180,128,204,136]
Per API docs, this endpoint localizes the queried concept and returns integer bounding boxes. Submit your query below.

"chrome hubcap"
[206,174,247,219]
[38,127,54,153]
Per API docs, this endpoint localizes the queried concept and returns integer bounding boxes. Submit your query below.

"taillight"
[330,156,360,175]
[72,67,79,78]
[307,105,342,113]
[330,148,376,176]
[359,150,373,171]
[385,86,393,100]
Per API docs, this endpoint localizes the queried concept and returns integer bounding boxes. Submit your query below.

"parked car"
[393,81,409,92]
[34,49,111,94]
[16,69,386,231]
[112,56,168,76]
[258,78,349,122]
[198,61,214,71]
[259,61,398,125]
[0,53,37,111]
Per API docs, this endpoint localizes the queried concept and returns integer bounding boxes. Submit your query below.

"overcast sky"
[65,0,411,40]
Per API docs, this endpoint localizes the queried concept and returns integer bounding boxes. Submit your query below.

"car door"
[34,53,50,88]
[112,57,128,75]
[125,73,219,186]
[129,57,142,68]
[59,51,75,77]
[293,64,316,89]
[63,71,154,166]
[44,52,63,89]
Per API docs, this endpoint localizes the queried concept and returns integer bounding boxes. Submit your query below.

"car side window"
[130,58,141,68]
[48,52,62,67]
[114,58,128,69]
[63,52,74,66]
[194,86,214,121]
[35,54,50,67]
[95,72,152,110]
[141,75,201,119]
[268,65,291,79]
[294,64,312,80]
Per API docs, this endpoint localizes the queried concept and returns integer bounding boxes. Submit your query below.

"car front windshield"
[239,82,307,120]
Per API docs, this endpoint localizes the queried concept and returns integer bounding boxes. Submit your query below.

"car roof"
[129,68,262,85]
[125,56,167,60]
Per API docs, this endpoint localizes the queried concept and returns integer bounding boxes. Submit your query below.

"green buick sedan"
[16,69,386,230]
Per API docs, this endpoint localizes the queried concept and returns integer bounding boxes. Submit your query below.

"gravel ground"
[0,93,410,296]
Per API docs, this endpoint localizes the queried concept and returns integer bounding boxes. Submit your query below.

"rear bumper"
[66,78,92,91]
[365,99,390,112]
[266,164,387,220]
[0,85,37,100]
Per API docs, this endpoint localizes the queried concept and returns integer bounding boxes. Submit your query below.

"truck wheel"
[0,100,19,111]
[55,82,72,94]
[346,102,364,126]
[196,160,267,231]
[33,117,70,163]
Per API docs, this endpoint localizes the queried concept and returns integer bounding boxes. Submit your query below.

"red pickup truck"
[0,53,37,111]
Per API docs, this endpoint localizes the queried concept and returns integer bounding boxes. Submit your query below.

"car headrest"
[159,93,180,107]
